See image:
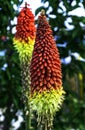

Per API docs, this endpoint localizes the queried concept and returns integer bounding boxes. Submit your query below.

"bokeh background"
[0,0,85,130]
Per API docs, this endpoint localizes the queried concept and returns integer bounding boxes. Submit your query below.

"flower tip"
[41,9,45,16]
[25,2,30,8]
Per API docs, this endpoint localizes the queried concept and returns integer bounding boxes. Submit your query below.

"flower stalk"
[13,3,36,130]
[30,10,65,130]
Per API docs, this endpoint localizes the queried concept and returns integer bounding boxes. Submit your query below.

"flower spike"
[13,3,36,63]
[13,3,36,129]
[30,10,65,129]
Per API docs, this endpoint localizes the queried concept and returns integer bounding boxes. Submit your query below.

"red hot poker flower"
[15,3,36,42]
[30,10,65,129]
[13,3,36,129]
[30,11,62,94]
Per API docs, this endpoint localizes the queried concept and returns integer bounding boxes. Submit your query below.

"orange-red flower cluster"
[30,12,62,94]
[15,3,36,42]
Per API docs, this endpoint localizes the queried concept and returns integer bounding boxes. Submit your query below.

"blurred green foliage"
[0,0,24,130]
[0,0,85,130]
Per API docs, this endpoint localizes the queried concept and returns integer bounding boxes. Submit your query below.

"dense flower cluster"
[30,11,65,122]
[15,4,35,42]
[30,11,62,94]
[13,3,36,62]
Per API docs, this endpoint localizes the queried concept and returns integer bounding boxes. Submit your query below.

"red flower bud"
[30,10,62,94]
[15,3,36,42]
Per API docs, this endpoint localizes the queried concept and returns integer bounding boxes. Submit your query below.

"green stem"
[45,118,47,130]
[25,110,31,130]
[25,102,31,130]
[48,115,53,130]
[37,115,53,130]
[21,62,32,130]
